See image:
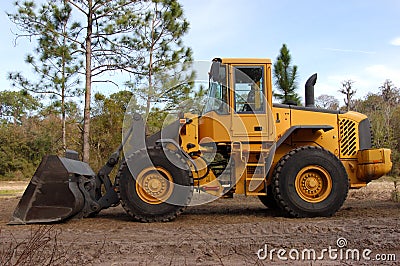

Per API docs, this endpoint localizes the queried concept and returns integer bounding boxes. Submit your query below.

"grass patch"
[381,175,400,203]
[0,190,24,196]
[0,175,31,181]
[391,178,400,203]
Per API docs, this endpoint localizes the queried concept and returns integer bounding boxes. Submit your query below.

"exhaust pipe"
[305,73,317,107]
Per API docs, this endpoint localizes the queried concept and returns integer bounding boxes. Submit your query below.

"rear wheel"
[116,147,193,222]
[272,146,349,217]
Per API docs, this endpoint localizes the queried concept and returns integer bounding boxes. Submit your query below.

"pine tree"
[63,0,146,162]
[273,44,300,104]
[127,0,193,120]
[8,1,82,151]
[9,0,149,162]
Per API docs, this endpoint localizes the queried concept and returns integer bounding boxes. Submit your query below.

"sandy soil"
[0,181,399,265]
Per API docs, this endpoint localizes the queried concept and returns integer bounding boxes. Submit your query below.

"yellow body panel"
[198,112,232,143]
[278,107,340,153]
[357,148,392,181]
[179,113,200,153]
[270,105,391,188]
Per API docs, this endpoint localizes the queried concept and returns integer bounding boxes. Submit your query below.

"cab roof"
[221,58,272,64]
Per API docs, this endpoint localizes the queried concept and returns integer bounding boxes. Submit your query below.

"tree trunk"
[146,13,156,120]
[145,51,152,137]
[61,84,66,152]
[61,25,67,152]
[82,0,93,163]
[144,12,156,136]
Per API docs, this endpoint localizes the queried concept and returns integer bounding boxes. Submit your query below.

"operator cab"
[200,58,274,143]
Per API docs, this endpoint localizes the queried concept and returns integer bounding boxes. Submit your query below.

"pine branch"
[65,0,88,16]
[92,79,120,89]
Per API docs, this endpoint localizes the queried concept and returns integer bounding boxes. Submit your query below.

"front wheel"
[272,146,349,217]
[116,147,193,222]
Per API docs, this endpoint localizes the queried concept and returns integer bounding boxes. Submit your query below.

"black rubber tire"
[272,146,349,218]
[258,185,278,209]
[116,147,193,222]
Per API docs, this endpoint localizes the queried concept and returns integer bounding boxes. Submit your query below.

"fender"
[276,125,334,147]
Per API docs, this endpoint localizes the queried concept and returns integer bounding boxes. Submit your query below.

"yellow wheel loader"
[9,58,392,224]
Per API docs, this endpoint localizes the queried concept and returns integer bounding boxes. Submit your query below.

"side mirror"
[209,58,222,82]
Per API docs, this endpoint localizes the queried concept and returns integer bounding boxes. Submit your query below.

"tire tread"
[272,146,349,218]
[115,147,193,222]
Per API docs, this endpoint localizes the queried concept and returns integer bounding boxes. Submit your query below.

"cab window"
[234,66,265,113]
[203,64,229,114]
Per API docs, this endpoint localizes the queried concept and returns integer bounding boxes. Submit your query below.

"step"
[245,177,266,181]
[246,191,267,196]
[246,163,266,167]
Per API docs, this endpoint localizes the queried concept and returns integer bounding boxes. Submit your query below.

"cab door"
[230,65,270,139]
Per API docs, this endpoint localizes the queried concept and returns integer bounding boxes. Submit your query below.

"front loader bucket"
[9,155,96,225]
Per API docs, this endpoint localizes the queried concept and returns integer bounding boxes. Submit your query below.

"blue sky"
[1,0,400,104]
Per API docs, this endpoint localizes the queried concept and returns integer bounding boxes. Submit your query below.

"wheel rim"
[295,165,332,203]
[136,167,174,205]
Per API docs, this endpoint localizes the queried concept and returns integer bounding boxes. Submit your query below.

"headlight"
[358,118,372,150]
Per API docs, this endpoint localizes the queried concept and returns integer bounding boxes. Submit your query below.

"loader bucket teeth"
[9,155,96,225]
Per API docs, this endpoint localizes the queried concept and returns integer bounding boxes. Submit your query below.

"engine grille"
[339,119,357,157]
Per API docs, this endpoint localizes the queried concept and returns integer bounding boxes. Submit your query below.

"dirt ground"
[0,180,399,265]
